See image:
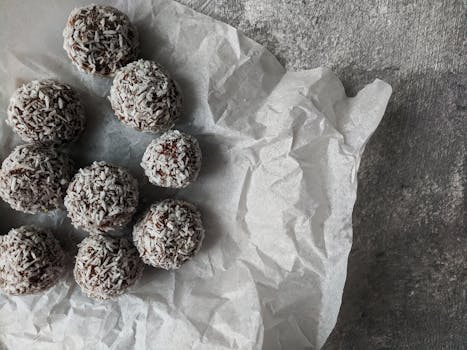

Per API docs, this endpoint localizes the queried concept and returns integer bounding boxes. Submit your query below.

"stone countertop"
[180,1,465,348]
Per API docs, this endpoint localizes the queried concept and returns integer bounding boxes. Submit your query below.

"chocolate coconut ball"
[74,235,143,300]
[141,130,201,188]
[133,199,204,270]
[6,80,86,145]
[0,144,74,214]
[0,226,65,295]
[109,60,182,133]
[64,161,139,234]
[63,4,139,76]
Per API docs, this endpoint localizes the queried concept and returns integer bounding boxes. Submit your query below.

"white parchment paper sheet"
[0,0,392,349]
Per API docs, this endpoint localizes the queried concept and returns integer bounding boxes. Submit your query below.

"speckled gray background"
[179,1,466,349]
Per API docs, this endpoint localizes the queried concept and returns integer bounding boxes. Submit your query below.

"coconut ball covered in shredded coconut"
[109,59,182,133]
[64,161,139,234]
[133,199,205,270]
[141,130,202,188]
[74,235,143,300]
[0,144,74,214]
[63,4,139,76]
[0,226,65,295]
[6,80,86,145]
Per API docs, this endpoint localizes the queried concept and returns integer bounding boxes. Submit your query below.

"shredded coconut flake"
[0,226,65,295]
[109,59,182,133]
[64,161,139,234]
[141,130,202,188]
[74,235,143,300]
[133,199,205,270]
[6,80,86,145]
[63,4,139,76]
[0,144,74,214]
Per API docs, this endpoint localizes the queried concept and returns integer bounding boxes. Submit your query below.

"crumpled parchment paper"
[0,0,392,349]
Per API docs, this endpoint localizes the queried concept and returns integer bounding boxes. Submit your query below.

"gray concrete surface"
[180,1,466,348]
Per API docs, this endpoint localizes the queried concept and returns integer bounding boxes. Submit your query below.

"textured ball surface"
[141,130,201,188]
[64,161,139,234]
[109,60,182,133]
[63,4,139,76]
[74,235,143,300]
[0,144,74,214]
[7,80,85,145]
[0,226,65,295]
[133,199,204,270]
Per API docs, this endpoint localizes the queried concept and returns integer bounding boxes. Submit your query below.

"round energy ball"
[0,144,74,214]
[133,199,204,270]
[0,226,65,295]
[74,235,143,300]
[141,130,202,188]
[6,80,86,145]
[63,4,139,76]
[109,59,182,133]
[64,161,139,234]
